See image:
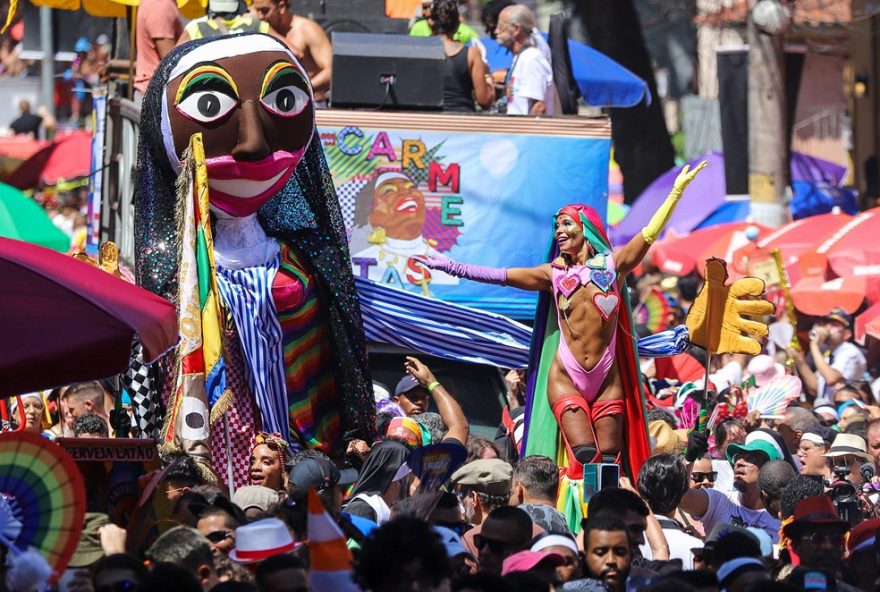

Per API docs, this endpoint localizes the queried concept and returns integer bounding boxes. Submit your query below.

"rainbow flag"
[164,132,229,467]
[307,487,359,592]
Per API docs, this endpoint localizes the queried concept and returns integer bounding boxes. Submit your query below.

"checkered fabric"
[123,340,163,439]
[335,177,370,231]
[211,330,260,491]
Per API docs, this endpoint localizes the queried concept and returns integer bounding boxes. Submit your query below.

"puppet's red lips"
[206,149,302,182]
[204,149,306,210]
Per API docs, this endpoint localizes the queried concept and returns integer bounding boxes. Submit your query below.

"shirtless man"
[250,0,332,103]
[417,162,706,466]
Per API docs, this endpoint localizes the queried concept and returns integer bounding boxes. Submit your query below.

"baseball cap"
[432,525,471,559]
[289,457,358,492]
[394,374,422,397]
[209,0,241,13]
[824,307,852,328]
[501,550,565,576]
[726,430,783,464]
[232,485,280,512]
[450,459,513,496]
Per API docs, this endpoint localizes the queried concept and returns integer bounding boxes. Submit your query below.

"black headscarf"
[349,440,410,497]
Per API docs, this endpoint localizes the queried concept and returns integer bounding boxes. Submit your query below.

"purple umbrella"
[790,152,846,186]
[611,151,850,245]
[611,152,726,246]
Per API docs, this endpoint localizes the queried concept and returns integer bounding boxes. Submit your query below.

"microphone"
[860,462,875,484]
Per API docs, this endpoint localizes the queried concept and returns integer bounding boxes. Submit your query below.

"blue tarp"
[479,36,650,108]
[694,201,751,229]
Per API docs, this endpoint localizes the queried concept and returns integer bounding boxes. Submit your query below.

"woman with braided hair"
[249,432,294,491]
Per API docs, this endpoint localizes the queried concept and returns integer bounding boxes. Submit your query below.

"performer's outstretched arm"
[414,254,552,292]
[615,161,708,277]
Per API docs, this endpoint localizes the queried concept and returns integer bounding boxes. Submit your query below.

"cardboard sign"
[56,438,161,527]
[57,438,159,463]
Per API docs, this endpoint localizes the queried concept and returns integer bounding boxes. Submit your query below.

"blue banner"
[318,123,610,319]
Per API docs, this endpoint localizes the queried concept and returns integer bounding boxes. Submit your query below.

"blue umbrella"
[479,35,650,108]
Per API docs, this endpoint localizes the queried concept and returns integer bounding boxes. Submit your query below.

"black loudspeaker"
[296,0,387,19]
[315,16,409,35]
[295,0,409,34]
[331,33,444,110]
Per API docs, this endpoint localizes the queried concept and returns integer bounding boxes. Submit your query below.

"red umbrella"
[730,211,853,284]
[811,208,880,279]
[649,222,769,276]
[654,353,706,384]
[0,237,177,396]
[855,299,880,344]
[789,275,867,316]
[6,131,92,189]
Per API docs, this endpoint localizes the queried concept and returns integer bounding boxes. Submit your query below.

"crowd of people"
[5,286,880,592]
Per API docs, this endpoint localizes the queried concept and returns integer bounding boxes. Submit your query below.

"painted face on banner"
[163,35,315,218]
[369,174,427,240]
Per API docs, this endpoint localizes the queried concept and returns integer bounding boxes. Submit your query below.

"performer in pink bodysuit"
[417,163,706,475]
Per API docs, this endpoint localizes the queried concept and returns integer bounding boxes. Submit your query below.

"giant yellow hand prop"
[686,258,775,355]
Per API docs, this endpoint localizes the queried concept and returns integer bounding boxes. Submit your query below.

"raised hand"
[672,160,708,197]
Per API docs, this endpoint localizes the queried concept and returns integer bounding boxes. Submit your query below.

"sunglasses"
[691,471,717,482]
[473,534,510,554]
[205,530,233,544]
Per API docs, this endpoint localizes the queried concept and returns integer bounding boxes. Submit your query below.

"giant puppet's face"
[163,35,315,218]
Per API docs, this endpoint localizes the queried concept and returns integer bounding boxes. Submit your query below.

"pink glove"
[413,254,508,285]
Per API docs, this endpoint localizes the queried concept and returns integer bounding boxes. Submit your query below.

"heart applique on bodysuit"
[590,269,616,293]
[556,273,581,298]
[593,292,619,320]
[586,254,606,269]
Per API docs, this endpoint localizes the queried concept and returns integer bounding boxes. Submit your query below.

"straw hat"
[823,433,872,463]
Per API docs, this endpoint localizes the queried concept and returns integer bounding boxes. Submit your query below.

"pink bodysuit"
[551,254,618,404]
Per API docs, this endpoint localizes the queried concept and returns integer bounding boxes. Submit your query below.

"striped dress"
[277,243,339,453]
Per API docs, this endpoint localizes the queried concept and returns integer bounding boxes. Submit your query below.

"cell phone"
[583,463,620,503]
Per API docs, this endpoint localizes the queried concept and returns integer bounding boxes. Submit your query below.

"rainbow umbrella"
[0,182,70,252]
[0,431,86,582]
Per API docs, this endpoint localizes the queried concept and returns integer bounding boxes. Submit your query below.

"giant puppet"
[418,162,707,483]
[134,34,375,484]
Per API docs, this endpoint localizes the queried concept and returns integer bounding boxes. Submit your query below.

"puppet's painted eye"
[260,62,310,118]
[261,85,309,117]
[177,91,238,123]
[175,66,239,124]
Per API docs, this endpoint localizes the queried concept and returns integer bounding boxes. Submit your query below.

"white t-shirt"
[695,488,781,543]
[816,341,866,398]
[506,46,555,116]
[638,517,703,570]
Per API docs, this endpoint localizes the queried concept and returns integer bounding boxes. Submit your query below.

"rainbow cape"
[520,209,650,533]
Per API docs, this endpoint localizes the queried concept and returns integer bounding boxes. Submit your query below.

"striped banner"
[355,276,531,368]
[356,277,690,368]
